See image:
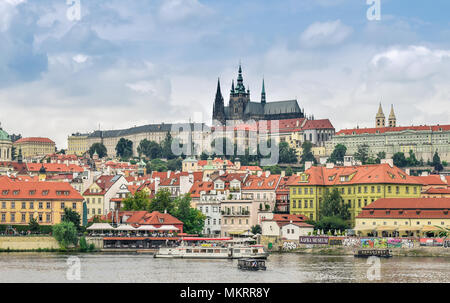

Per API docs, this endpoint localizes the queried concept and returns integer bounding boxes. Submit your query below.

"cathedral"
[212,65,305,124]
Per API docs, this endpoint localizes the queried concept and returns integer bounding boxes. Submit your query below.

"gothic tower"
[229,64,250,120]
[212,78,225,125]
[375,103,385,128]
[261,78,266,104]
[388,104,396,127]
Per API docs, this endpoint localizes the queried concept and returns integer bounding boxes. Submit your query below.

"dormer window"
[42,190,49,196]
[29,190,36,195]
[13,190,19,195]
[2,190,9,195]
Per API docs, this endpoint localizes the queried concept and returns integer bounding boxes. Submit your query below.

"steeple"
[235,63,245,93]
[230,79,235,95]
[375,102,385,128]
[213,78,225,125]
[261,78,266,104]
[388,104,396,128]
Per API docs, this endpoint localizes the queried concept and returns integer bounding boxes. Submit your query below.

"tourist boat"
[354,249,392,258]
[153,237,268,259]
[237,259,266,271]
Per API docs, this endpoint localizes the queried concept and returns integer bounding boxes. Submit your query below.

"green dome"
[0,128,10,142]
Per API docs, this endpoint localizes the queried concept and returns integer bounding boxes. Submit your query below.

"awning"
[157,225,179,231]
[228,230,245,235]
[397,225,422,231]
[136,225,157,231]
[353,226,374,232]
[87,223,115,230]
[376,226,397,231]
[116,224,137,231]
[421,225,443,232]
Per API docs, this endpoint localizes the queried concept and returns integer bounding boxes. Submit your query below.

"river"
[0,252,449,283]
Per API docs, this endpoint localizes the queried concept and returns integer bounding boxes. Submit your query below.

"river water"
[0,252,449,283]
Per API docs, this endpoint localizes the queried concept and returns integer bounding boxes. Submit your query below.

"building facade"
[0,126,12,162]
[13,137,56,160]
[288,163,423,223]
[67,133,89,156]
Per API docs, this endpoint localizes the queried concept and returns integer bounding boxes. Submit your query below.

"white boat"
[153,237,268,259]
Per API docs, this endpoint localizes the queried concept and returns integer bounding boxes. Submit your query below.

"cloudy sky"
[1,0,450,149]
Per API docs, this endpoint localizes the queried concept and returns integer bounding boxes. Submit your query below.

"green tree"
[315,216,349,233]
[406,150,419,166]
[161,132,176,160]
[263,165,282,174]
[328,144,347,164]
[319,188,350,220]
[300,141,315,164]
[279,142,298,164]
[149,189,175,213]
[116,138,133,159]
[88,143,107,158]
[146,158,168,173]
[173,194,206,235]
[138,139,162,159]
[251,225,262,235]
[122,191,151,211]
[375,151,386,164]
[28,217,40,233]
[393,152,407,168]
[167,158,183,171]
[285,166,293,176]
[432,151,444,172]
[52,221,78,249]
[354,144,369,164]
[62,208,82,231]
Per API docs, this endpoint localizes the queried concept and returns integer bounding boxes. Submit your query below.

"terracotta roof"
[83,175,122,196]
[357,198,450,219]
[240,166,262,171]
[0,176,83,200]
[27,163,84,173]
[189,181,214,198]
[242,174,281,190]
[287,164,422,186]
[107,211,183,229]
[336,124,450,136]
[14,137,55,144]
[302,119,334,130]
[415,175,448,186]
[423,188,450,194]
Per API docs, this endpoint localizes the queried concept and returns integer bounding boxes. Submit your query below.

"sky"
[0,0,450,149]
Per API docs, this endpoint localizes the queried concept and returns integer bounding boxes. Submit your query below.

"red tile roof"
[27,163,84,173]
[242,174,281,190]
[423,188,450,194]
[106,211,183,232]
[415,175,448,186]
[189,181,214,198]
[302,119,334,130]
[14,137,55,144]
[336,124,450,136]
[357,198,450,219]
[287,164,422,186]
[0,176,83,200]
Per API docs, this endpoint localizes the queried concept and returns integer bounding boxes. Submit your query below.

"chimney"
[305,161,313,170]
[326,162,334,169]
[381,158,394,168]
[167,170,171,178]
[265,171,270,178]
[421,171,429,176]
[155,177,160,193]
[405,168,410,176]
[440,174,446,183]
[257,171,263,177]
[281,171,286,177]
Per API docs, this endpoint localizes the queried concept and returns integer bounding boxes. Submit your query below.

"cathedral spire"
[231,79,235,95]
[375,102,385,128]
[236,63,245,93]
[213,78,225,125]
[388,104,396,127]
[261,78,266,104]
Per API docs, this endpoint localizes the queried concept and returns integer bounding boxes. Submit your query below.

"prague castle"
[212,65,305,124]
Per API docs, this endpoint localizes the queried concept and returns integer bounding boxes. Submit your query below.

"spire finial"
[261,78,266,104]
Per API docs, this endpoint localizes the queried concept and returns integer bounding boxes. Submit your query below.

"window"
[46,213,51,222]
[21,213,26,222]
[10,213,15,222]
[29,202,34,209]
[46,202,51,209]
[11,202,15,209]
[1,213,5,222]
[1,202,5,209]
[39,202,43,209]
[61,202,65,209]
[72,203,76,209]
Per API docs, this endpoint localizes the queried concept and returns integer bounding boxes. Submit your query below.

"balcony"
[221,210,250,217]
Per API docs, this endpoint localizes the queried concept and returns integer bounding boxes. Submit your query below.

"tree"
[406,150,419,167]
[319,188,350,220]
[146,158,168,173]
[137,139,161,159]
[432,151,444,172]
[251,225,262,235]
[149,189,175,213]
[167,158,182,171]
[375,151,386,164]
[88,143,107,158]
[300,141,315,164]
[285,166,293,176]
[161,132,176,160]
[279,142,298,164]
[173,194,206,235]
[62,208,82,231]
[354,144,369,164]
[315,216,349,233]
[393,152,407,167]
[28,217,40,233]
[52,221,78,249]
[122,191,151,211]
[328,144,347,164]
[116,138,133,159]
[263,165,282,174]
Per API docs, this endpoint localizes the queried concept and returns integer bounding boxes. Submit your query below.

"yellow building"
[67,133,89,156]
[355,198,450,237]
[13,137,56,159]
[0,176,84,225]
[287,163,422,223]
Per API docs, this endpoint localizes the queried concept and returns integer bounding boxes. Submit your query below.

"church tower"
[229,64,250,120]
[388,104,396,128]
[261,78,266,104]
[375,103,385,128]
[212,78,226,125]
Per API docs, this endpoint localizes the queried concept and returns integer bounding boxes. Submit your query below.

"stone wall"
[0,236,59,250]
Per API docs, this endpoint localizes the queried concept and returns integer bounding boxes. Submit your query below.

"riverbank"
[271,246,450,257]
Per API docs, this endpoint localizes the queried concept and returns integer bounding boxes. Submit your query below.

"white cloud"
[159,0,211,23]
[300,20,353,48]
[72,54,88,63]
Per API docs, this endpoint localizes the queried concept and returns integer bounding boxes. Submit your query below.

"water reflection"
[0,252,449,283]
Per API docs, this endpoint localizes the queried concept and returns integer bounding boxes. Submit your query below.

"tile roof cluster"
[106,210,183,229]
[159,171,203,187]
[242,174,281,190]
[287,164,422,186]
[415,175,448,186]
[83,175,122,196]
[357,198,450,219]
[27,163,84,173]
[262,213,313,228]
[336,124,450,136]
[0,176,83,200]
